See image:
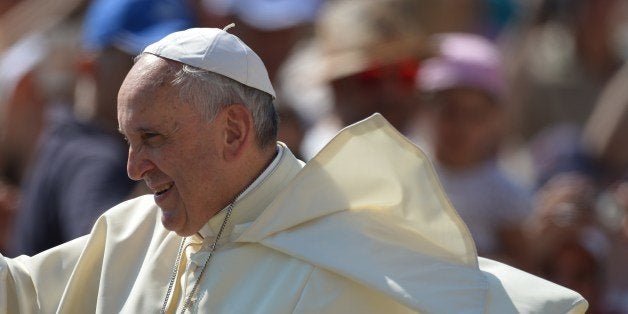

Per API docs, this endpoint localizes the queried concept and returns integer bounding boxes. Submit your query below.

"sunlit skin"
[117,55,275,236]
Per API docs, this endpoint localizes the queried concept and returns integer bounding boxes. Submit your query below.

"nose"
[126,146,154,181]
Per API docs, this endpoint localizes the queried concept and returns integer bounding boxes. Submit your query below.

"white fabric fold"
[0,114,587,313]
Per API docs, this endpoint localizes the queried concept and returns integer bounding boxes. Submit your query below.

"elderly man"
[0,27,587,313]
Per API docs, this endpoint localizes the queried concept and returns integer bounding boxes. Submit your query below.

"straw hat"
[316,0,433,82]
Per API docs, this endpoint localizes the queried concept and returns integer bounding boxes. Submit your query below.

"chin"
[163,223,193,237]
[173,229,194,237]
[161,212,184,234]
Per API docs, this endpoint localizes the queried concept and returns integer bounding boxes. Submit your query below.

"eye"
[140,131,165,147]
[141,132,159,140]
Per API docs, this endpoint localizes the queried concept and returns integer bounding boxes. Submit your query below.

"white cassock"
[1,114,587,313]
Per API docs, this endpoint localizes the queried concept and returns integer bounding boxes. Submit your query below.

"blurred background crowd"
[0,0,626,312]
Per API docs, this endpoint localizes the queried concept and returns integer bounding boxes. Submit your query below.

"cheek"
[145,144,196,184]
[174,145,222,190]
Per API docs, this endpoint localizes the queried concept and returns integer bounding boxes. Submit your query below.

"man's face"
[117,55,230,236]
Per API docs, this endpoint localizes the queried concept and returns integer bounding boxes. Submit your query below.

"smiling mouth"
[155,183,174,196]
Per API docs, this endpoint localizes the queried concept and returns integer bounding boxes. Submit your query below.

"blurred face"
[93,48,136,129]
[428,88,503,169]
[0,72,46,185]
[331,59,420,131]
[118,56,230,236]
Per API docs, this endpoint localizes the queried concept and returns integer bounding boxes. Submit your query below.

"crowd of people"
[0,0,626,312]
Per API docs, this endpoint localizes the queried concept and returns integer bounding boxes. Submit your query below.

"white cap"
[143,26,276,98]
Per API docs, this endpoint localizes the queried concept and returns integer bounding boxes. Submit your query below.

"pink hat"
[418,33,505,100]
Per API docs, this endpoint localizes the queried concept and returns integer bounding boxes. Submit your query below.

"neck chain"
[160,148,279,313]
[160,199,237,313]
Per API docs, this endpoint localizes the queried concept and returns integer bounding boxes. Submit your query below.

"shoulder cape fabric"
[237,113,588,313]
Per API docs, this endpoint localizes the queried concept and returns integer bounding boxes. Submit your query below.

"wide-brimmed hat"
[316,0,433,82]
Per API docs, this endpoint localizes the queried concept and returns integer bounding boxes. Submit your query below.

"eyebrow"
[117,125,154,136]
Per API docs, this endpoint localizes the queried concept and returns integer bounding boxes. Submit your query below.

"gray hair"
[170,63,278,148]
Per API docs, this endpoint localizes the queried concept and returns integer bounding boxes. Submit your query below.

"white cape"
[240,113,587,313]
[1,114,587,313]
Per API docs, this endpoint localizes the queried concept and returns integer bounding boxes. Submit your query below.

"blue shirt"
[9,106,135,256]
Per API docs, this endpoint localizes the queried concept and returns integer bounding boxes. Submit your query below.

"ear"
[222,104,253,161]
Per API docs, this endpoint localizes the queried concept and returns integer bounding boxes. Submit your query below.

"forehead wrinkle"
[119,57,177,106]
[118,56,183,138]
[125,102,182,138]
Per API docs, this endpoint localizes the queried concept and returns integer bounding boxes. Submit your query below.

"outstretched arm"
[0,235,88,313]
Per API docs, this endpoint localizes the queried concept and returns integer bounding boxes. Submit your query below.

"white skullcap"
[143,26,276,98]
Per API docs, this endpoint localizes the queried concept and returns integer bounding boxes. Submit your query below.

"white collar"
[195,144,285,240]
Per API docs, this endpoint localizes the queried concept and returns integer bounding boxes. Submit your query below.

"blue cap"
[83,0,195,55]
